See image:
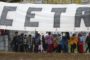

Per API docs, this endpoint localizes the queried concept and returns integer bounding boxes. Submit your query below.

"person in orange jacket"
[69,34,78,53]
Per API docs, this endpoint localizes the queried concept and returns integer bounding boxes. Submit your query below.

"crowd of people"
[10,31,90,53]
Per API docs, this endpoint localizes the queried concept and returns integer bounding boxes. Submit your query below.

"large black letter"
[0,6,17,26]
[52,8,66,28]
[25,7,42,27]
[75,7,90,27]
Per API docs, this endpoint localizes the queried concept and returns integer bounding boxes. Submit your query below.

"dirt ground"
[0,52,90,60]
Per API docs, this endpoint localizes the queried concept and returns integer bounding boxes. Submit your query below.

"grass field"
[0,52,90,60]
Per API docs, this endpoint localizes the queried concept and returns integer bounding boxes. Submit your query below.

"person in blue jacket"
[61,32,69,53]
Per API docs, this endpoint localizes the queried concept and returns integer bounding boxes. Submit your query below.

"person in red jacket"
[78,33,84,53]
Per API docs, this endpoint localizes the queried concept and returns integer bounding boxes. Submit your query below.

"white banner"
[0,2,90,32]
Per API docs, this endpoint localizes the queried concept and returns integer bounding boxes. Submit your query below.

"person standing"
[86,33,90,53]
[34,31,41,53]
[11,32,19,52]
[69,34,78,53]
[53,34,58,52]
[42,35,48,52]
[61,32,69,53]
[27,34,33,52]
[18,33,24,52]
[23,34,28,52]
[57,34,62,53]
[45,32,53,53]
[78,33,84,53]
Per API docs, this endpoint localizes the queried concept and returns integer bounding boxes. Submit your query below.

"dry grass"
[0,52,90,60]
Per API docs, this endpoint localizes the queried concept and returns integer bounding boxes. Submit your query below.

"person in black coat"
[11,32,19,52]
